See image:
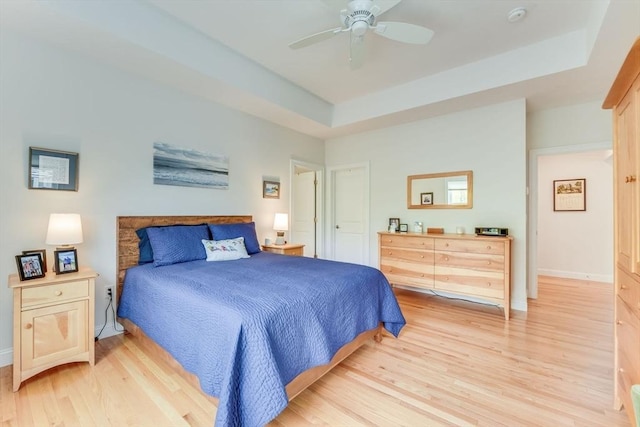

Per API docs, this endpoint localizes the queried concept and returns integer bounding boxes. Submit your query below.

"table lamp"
[46,213,83,250]
[273,213,288,245]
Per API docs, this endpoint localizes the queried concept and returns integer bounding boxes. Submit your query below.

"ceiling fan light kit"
[289,0,433,69]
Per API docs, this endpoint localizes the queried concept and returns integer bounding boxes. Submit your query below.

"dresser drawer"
[618,269,640,317]
[381,266,434,289]
[435,251,504,273]
[435,239,505,255]
[381,247,434,264]
[434,270,505,299]
[21,280,89,308]
[380,235,434,250]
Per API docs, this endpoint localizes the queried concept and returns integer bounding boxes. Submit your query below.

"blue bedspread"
[117,252,405,426]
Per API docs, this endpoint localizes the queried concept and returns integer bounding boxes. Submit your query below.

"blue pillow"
[208,222,261,255]
[146,224,210,267]
[135,227,154,265]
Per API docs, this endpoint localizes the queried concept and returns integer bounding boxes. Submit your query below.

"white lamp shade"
[273,213,289,231]
[46,213,83,245]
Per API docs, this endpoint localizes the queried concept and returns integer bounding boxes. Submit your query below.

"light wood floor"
[1,276,631,426]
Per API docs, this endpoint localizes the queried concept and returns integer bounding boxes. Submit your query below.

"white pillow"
[201,237,250,261]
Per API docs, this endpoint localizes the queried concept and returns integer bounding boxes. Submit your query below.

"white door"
[330,164,369,265]
[291,160,324,258]
[292,169,316,257]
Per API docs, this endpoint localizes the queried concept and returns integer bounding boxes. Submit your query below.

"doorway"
[290,159,324,258]
[528,142,613,298]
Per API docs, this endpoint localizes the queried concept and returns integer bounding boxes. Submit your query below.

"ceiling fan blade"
[349,32,365,70]
[289,27,343,49]
[373,0,403,16]
[374,21,434,44]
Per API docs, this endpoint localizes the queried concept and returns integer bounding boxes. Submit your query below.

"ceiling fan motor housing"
[343,0,377,35]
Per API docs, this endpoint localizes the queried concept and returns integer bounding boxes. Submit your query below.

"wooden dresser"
[378,232,512,319]
[603,36,640,426]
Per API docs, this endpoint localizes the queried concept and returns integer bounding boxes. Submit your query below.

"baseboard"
[537,269,613,284]
[0,347,12,368]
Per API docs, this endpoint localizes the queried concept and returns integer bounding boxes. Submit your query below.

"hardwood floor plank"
[0,276,632,426]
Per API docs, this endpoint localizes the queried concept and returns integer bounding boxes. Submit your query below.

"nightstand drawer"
[21,280,89,308]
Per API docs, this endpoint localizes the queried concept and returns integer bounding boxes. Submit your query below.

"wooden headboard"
[116,215,253,304]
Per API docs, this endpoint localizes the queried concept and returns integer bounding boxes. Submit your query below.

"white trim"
[527,141,612,298]
[537,269,613,284]
[0,347,12,368]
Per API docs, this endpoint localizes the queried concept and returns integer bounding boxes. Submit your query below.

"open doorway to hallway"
[528,143,613,298]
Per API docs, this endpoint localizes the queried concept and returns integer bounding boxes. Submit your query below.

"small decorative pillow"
[202,237,250,261]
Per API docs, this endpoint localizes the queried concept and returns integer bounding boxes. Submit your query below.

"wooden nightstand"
[8,266,97,391]
[262,243,305,256]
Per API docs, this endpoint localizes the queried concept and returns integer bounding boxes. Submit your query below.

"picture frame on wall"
[15,253,46,281]
[263,180,280,199]
[21,249,48,272]
[420,192,433,205]
[28,147,79,191]
[553,178,586,211]
[54,248,79,274]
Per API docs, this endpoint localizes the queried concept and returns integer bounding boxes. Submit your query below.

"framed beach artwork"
[263,181,280,199]
[153,142,229,189]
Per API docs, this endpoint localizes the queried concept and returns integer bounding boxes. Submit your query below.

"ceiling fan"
[289,0,434,69]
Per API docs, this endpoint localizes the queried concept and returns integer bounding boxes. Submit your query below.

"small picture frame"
[388,217,400,232]
[553,178,586,211]
[54,248,79,274]
[29,147,79,191]
[263,180,280,199]
[399,223,408,233]
[421,192,433,205]
[15,253,46,281]
[22,249,48,272]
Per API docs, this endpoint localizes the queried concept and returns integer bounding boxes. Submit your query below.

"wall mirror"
[407,170,473,209]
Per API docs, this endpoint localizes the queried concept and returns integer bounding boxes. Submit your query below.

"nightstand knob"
[54,290,62,296]
[25,323,32,330]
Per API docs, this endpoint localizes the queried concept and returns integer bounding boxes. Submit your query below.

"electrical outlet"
[105,286,114,299]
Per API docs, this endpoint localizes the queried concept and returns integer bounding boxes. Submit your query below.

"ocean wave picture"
[153,142,229,189]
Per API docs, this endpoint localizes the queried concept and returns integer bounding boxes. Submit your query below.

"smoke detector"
[507,7,527,23]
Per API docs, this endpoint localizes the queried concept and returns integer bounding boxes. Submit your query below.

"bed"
[115,215,405,426]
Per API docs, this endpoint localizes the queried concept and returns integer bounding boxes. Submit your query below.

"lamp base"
[275,232,285,245]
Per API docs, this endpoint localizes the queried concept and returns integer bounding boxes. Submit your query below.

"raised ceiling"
[1,0,639,138]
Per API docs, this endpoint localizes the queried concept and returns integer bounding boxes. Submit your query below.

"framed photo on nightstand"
[54,249,79,274]
[15,253,46,281]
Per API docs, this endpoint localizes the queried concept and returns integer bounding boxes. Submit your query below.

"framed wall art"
[29,147,79,191]
[263,180,280,199]
[553,178,586,211]
[54,248,79,274]
[15,253,46,281]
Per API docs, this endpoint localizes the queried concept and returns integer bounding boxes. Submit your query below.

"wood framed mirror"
[407,170,473,209]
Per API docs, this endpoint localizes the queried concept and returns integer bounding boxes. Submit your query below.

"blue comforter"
[117,252,405,426]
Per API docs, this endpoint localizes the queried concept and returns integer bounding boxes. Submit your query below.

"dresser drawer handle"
[388,252,393,255]
[486,246,492,250]
[445,243,449,247]
[420,255,424,258]
[616,320,623,325]
[54,290,63,296]
[444,256,449,261]
[487,261,491,265]
[421,274,424,277]
[25,323,32,330]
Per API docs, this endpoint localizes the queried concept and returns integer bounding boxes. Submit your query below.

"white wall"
[527,101,612,149]
[0,32,324,366]
[325,99,528,312]
[537,150,613,282]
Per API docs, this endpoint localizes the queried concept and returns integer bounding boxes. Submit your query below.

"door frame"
[326,162,370,263]
[290,159,324,258]
[527,141,611,298]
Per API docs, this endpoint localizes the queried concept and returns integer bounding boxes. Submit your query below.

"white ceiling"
[1,0,639,139]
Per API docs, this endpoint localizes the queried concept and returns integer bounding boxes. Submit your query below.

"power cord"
[95,289,124,341]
